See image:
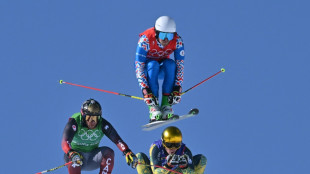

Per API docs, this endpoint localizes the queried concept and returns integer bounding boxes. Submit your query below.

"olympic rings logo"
[78,129,102,141]
[148,49,173,57]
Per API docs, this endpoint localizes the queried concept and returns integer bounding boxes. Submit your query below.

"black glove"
[142,88,158,106]
[123,149,138,169]
[169,86,182,105]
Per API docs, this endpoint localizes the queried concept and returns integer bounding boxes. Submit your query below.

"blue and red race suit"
[135,27,185,97]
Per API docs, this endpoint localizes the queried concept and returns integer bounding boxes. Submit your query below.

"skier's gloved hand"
[142,88,158,106]
[68,150,83,167]
[166,154,180,168]
[169,86,182,105]
[178,154,191,169]
[124,149,138,169]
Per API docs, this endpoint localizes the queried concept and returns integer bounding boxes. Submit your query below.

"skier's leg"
[146,60,160,97]
[179,167,195,174]
[146,60,162,121]
[68,165,81,174]
[64,153,81,174]
[136,152,152,174]
[193,154,207,174]
[77,147,114,173]
[160,59,176,119]
[161,59,176,95]
[99,147,114,174]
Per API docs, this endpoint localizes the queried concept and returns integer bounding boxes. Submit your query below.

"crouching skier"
[135,16,185,122]
[136,126,207,174]
[61,98,138,174]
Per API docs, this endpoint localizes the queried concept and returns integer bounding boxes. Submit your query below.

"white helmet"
[155,16,176,33]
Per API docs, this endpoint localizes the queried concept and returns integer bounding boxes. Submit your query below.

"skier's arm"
[149,144,170,174]
[135,35,149,90]
[180,146,195,172]
[173,36,185,87]
[61,118,77,154]
[101,118,129,153]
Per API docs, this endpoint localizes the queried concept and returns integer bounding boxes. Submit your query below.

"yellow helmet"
[162,126,182,149]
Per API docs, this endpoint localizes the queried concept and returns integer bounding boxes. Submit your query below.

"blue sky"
[1,0,309,173]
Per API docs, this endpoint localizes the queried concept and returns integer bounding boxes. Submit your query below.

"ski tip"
[59,80,63,84]
[189,108,199,115]
[221,68,226,72]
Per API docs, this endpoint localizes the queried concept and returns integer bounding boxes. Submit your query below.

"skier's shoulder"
[175,34,184,47]
[68,112,80,122]
[139,27,155,37]
[149,143,159,153]
[176,33,183,39]
[64,112,81,127]
[99,117,114,132]
[150,139,163,149]
[182,143,193,155]
[70,112,82,119]
[100,117,111,125]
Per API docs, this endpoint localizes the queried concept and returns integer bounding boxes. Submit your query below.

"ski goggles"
[85,115,100,122]
[163,141,182,149]
[158,32,174,41]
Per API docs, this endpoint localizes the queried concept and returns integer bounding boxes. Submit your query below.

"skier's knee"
[100,148,115,173]
[102,147,115,160]
[147,61,160,71]
[136,152,149,164]
[163,59,176,69]
[194,154,207,166]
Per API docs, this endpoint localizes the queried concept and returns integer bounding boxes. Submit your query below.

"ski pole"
[59,68,225,100]
[35,161,72,174]
[137,162,182,174]
[181,68,225,95]
[59,80,144,100]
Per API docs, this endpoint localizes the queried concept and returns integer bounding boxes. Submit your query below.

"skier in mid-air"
[135,126,207,174]
[135,16,185,122]
[61,98,138,174]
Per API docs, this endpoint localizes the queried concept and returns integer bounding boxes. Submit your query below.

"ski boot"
[161,95,178,120]
[149,105,162,123]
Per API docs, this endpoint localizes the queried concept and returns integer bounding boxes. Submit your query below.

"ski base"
[142,108,199,131]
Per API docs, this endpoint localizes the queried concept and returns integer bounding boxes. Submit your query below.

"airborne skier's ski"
[142,108,199,131]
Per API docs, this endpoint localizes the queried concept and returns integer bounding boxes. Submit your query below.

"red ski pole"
[59,68,225,100]
[181,68,225,95]
[59,80,144,100]
[35,161,72,174]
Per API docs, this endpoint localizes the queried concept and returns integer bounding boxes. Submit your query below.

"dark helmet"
[81,99,102,118]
